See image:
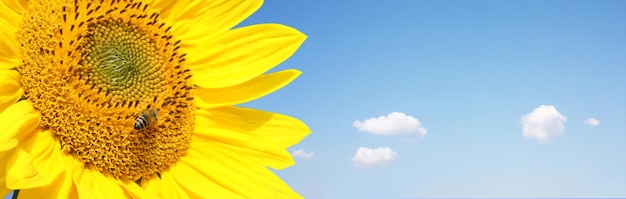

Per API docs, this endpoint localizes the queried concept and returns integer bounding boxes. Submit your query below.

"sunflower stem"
[11,190,19,199]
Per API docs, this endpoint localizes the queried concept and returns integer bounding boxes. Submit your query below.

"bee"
[134,108,159,130]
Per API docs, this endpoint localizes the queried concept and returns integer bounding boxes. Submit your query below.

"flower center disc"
[17,0,194,180]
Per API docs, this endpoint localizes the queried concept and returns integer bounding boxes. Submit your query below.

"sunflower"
[0,0,310,198]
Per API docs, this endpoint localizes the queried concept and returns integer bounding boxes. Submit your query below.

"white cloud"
[353,112,427,139]
[584,118,600,127]
[352,147,397,167]
[520,105,567,143]
[291,149,314,159]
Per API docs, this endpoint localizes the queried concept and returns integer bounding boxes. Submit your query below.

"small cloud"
[353,112,427,139]
[291,149,314,159]
[584,118,600,127]
[520,105,567,143]
[352,147,397,167]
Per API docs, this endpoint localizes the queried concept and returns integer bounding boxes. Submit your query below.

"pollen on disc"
[16,0,195,181]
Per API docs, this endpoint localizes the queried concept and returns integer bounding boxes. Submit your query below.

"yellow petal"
[0,100,40,152]
[195,69,301,109]
[65,154,81,199]
[165,0,220,22]
[188,24,307,88]
[15,153,75,199]
[0,190,9,199]
[6,130,64,191]
[160,171,192,199]
[162,158,242,198]
[16,168,75,199]
[72,165,127,199]
[169,0,263,48]
[0,0,27,14]
[0,0,21,28]
[0,152,12,196]
[5,148,52,189]
[0,58,19,70]
[194,107,310,170]
[143,0,175,18]
[119,179,157,199]
[0,17,20,68]
[0,0,21,67]
[0,70,22,112]
[168,145,302,198]
[28,131,65,178]
[170,0,260,24]
[140,174,162,198]
[20,153,82,199]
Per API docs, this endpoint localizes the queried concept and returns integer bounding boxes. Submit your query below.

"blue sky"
[5,0,626,198]
[241,0,626,198]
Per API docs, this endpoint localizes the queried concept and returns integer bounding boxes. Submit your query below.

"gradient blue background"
[5,0,626,198]
[242,0,626,198]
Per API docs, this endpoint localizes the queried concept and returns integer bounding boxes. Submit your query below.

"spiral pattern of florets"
[17,0,195,181]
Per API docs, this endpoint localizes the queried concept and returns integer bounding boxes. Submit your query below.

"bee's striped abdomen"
[134,115,148,130]
[134,108,159,131]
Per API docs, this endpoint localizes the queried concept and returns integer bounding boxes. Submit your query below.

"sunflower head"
[2,0,310,198]
[17,0,194,181]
